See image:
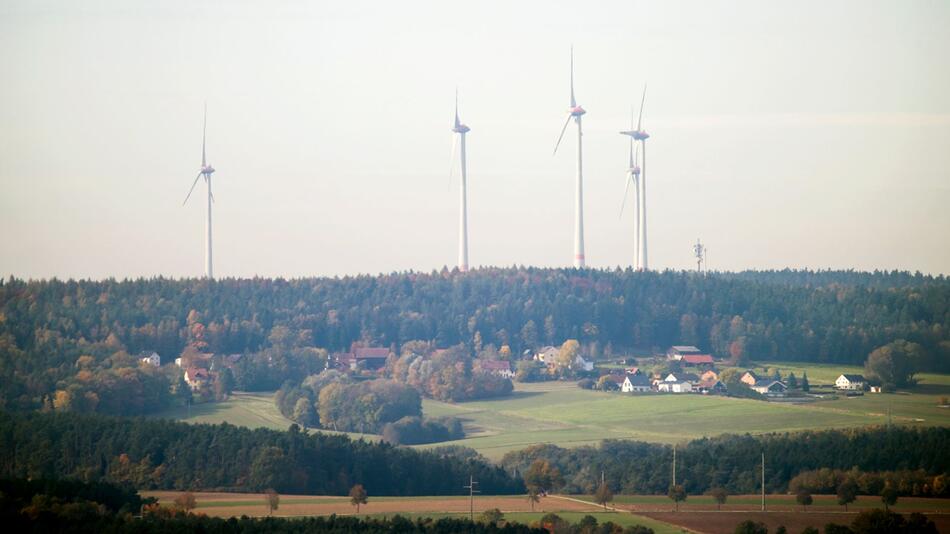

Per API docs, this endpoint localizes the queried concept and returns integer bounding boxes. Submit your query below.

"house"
[700,370,719,382]
[664,372,699,384]
[334,346,391,371]
[751,380,787,397]
[681,354,715,366]
[740,371,761,386]
[184,367,211,391]
[835,374,867,391]
[479,360,515,379]
[534,346,559,365]
[657,381,693,393]
[869,385,883,393]
[139,351,160,367]
[696,379,727,395]
[622,373,653,393]
[572,354,594,372]
[666,345,702,361]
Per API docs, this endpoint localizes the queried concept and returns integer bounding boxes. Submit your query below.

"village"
[145,339,880,407]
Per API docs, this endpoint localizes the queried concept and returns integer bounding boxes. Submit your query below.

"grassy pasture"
[156,367,949,462]
[418,379,950,460]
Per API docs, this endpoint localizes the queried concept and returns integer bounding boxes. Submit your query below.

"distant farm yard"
[155,362,950,461]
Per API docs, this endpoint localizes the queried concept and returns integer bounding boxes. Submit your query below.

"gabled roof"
[666,372,699,382]
[354,347,390,359]
[625,374,652,386]
[670,345,702,353]
[753,379,787,390]
[741,370,761,380]
[838,374,866,382]
[480,360,511,371]
[697,379,725,389]
[681,354,714,364]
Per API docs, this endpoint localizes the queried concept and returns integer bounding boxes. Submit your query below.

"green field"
[157,366,950,462]
[417,376,950,459]
[151,392,376,441]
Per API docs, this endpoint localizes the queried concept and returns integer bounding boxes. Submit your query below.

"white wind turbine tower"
[451,90,471,272]
[620,86,650,270]
[553,46,587,268]
[182,104,216,279]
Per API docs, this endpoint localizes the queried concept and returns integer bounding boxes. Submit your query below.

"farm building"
[835,374,867,390]
[572,354,594,372]
[681,354,714,366]
[664,372,699,384]
[479,360,515,379]
[621,373,652,393]
[657,381,692,393]
[666,345,703,360]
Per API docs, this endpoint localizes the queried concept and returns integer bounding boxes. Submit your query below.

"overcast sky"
[1,0,948,279]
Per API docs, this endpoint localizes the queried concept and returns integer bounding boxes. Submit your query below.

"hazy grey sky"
[2,0,948,279]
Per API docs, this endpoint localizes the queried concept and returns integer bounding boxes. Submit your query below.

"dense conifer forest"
[500,426,950,495]
[0,412,523,496]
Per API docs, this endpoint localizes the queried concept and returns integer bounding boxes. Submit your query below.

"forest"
[0,411,524,496]
[499,426,950,496]
[0,268,947,416]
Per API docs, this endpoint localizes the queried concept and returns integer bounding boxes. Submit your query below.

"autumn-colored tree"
[524,459,564,494]
[479,508,503,525]
[556,339,580,369]
[526,488,540,511]
[709,487,728,510]
[837,480,857,511]
[349,484,368,513]
[264,488,279,515]
[594,481,613,510]
[668,485,687,512]
[173,492,197,512]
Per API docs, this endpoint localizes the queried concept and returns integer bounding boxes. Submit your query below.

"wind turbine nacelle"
[633,131,650,141]
[453,124,470,133]
[202,165,215,174]
[570,106,586,117]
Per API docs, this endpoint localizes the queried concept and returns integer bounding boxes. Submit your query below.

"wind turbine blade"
[202,103,208,167]
[569,45,576,108]
[620,175,632,218]
[183,171,202,206]
[636,84,647,131]
[553,114,571,156]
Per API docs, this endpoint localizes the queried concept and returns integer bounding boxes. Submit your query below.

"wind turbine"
[619,106,642,269]
[451,89,471,272]
[183,104,216,279]
[620,86,649,270]
[554,46,587,268]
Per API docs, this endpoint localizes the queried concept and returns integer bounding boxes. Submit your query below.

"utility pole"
[761,453,766,512]
[672,445,676,487]
[463,475,480,522]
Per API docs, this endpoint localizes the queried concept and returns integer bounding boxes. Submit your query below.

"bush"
[381,416,464,445]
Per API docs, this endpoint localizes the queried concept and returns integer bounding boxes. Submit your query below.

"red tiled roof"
[682,354,714,364]
[480,360,511,371]
[354,347,390,359]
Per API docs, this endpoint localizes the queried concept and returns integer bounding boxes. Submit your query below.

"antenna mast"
[693,239,706,273]
[761,453,766,511]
